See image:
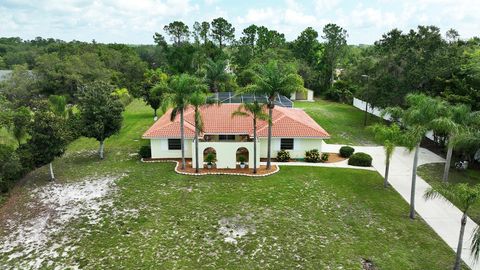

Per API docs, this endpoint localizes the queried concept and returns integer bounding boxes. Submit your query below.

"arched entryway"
[236,147,249,168]
[203,147,217,168]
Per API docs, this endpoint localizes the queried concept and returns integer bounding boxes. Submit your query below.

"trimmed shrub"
[305,149,321,163]
[138,145,151,159]
[321,153,329,162]
[339,146,355,158]
[348,152,373,167]
[276,150,291,162]
[205,153,216,164]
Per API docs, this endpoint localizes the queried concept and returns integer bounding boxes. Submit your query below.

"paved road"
[268,142,480,269]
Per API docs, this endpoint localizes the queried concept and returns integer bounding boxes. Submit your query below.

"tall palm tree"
[163,74,208,170]
[425,184,480,270]
[431,105,480,182]
[384,93,449,219]
[244,60,305,169]
[370,123,403,188]
[203,58,229,92]
[189,90,211,173]
[231,101,270,173]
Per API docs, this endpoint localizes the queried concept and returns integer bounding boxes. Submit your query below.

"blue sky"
[0,0,478,44]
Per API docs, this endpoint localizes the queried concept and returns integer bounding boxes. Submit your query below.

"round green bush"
[138,145,151,159]
[321,152,329,162]
[305,149,321,162]
[339,146,355,158]
[348,152,372,167]
[276,150,291,162]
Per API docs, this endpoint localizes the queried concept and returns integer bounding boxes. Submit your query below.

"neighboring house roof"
[0,70,12,82]
[143,104,330,139]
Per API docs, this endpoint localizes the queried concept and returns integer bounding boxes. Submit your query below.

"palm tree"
[425,184,480,270]
[244,60,305,169]
[231,101,270,173]
[370,123,403,188]
[163,74,208,170]
[189,90,211,173]
[431,104,480,182]
[203,58,229,92]
[384,93,449,219]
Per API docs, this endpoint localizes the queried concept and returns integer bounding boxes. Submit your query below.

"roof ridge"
[280,107,322,131]
[256,110,286,134]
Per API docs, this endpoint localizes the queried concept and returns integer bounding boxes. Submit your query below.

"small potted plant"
[238,155,246,169]
[205,153,216,169]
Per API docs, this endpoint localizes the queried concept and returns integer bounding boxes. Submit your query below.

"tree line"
[1,17,479,204]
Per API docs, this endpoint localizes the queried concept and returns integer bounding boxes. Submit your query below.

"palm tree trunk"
[194,108,199,173]
[180,109,186,170]
[253,118,257,174]
[454,212,467,270]
[409,143,420,219]
[49,162,55,181]
[443,143,453,183]
[266,106,273,170]
[384,156,390,188]
[99,140,105,159]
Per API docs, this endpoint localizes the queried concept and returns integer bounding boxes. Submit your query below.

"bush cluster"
[276,150,291,162]
[348,152,373,167]
[324,80,355,104]
[305,149,321,162]
[339,146,355,158]
[138,145,152,159]
[321,152,329,162]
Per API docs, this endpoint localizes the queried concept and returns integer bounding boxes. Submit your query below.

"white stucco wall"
[192,141,260,169]
[259,138,324,159]
[150,137,324,162]
[291,90,314,101]
[150,138,193,159]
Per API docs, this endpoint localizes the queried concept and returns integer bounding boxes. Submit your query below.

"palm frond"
[471,226,480,260]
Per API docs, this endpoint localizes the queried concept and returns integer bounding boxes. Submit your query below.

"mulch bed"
[178,164,278,176]
[324,153,347,163]
[142,158,278,176]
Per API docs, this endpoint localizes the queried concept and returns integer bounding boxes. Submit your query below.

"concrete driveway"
[320,142,480,269]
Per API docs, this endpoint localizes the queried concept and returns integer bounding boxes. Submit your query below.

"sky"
[0,0,479,45]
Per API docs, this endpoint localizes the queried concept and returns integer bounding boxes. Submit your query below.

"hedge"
[348,152,372,167]
[277,150,291,162]
[339,146,355,158]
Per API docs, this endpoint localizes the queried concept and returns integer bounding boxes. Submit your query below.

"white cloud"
[236,8,278,25]
[0,0,478,44]
[315,0,340,13]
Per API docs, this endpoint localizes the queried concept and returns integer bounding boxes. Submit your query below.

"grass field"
[0,99,465,269]
[295,100,383,145]
[418,162,480,224]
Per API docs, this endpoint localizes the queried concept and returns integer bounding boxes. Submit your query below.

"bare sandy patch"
[0,174,126,269]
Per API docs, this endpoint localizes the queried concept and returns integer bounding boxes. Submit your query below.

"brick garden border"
[141,158,280,177]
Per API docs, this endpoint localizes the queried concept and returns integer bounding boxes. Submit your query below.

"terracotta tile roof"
[142,104,330,139]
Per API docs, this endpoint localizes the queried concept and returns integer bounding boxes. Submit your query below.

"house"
[142,104,330,169]
[290,89,314,102]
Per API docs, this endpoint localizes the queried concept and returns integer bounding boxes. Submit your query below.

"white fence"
[352,97,391,121]
[352,97,436,141]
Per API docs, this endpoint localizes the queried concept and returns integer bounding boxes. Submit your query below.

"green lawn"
[295,99,383,145]
[418,162,480,223]
[0,99,466,269]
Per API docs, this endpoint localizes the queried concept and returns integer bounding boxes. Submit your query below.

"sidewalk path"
[270,142,479,269]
